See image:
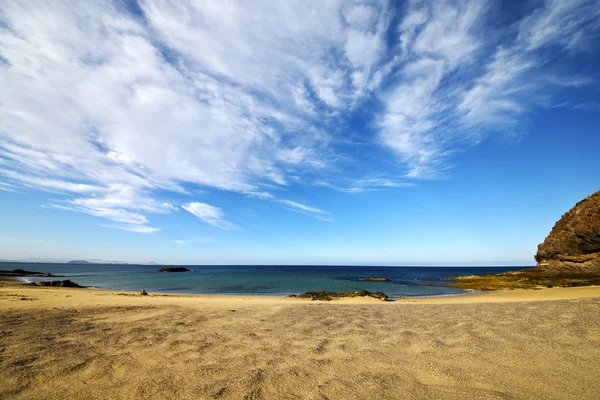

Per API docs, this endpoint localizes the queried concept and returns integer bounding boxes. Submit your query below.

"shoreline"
[2,276,600,305]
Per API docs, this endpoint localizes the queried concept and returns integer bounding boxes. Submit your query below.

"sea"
[2,263,533,298]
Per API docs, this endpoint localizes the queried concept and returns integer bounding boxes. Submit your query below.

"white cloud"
[51,202,159,234]
[182,202,237,230]
[378,0,599,177]
[316,178,414,193]
[174,238,213,245]
[0,181,18,193]
[0,0,597,232]
[411,0,485,68]
[0,0,389,231]
[517,0,600,51]
[278,199,334,222]
[0,169,105,194]
[100,224,160,234]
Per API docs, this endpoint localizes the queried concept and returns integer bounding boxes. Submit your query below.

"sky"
[0,0,599,265]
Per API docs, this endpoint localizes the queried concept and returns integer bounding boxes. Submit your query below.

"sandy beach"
[1,281,600,399]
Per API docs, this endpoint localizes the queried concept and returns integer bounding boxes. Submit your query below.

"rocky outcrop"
[289,290,390,301]
[157,267,190,272]
[30,280,83,288]
[447,269,600,290]
[360,277,389,281]
[535,190,600,272]
[448,190,600,290]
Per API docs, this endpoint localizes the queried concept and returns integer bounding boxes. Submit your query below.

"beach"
[1,281,600,399]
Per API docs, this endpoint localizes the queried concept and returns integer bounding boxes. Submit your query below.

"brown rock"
[291,290,390,301]
[535,190,600,272]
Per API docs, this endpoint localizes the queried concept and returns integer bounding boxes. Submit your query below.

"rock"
[360,277,389,281]
[10,269,39,275]
[448,191,600,290]
[369,291,389,300]
[0,269,57,277]
[535,190,600,272]
[140,289,148,296]
[157,267,190,272]
[292,290,389,301]
[446,270,600,291]
[30,280,83,288]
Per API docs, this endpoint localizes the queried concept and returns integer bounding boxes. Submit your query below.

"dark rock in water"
[67,260,92,264]
[291,290,390,301]
[10,269,39,275]
[360,277,389,281]
[140,289,148,296]
[30,280,83,288]
[535,190,600,272]
[157,267,190,272]
[0,269,57,277]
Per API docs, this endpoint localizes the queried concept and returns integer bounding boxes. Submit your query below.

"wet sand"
[1,282,600,399]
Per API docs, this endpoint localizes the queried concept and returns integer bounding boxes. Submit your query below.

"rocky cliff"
[447,190,600,290]
[534,190,600,272]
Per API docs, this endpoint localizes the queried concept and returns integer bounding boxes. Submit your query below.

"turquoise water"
[2,263,532,297]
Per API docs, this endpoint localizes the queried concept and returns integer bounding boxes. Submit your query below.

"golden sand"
[1,282,600,399]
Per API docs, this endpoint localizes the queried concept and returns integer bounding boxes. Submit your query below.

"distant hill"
[67,260,92,264]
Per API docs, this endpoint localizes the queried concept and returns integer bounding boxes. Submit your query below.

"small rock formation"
[140,289,148,296]
[535,190,600,272]
[157,267,190,272]
[30,280,83,288]
[360,277,389,281]
[289,290,390,301]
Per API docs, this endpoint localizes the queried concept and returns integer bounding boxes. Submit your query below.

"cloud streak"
[182,202,237,230]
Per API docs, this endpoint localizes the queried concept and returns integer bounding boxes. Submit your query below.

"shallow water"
[2,263,531,297]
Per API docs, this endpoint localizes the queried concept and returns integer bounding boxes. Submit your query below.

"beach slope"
[1,285,600,399]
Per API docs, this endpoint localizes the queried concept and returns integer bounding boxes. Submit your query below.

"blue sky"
[0,0,599,265]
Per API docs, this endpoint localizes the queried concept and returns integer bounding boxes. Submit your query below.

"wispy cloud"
[278,200,334,222]
[0,0,597,231]
[379,0,599,178]
[0,181,19,193]
[100,224,160,234]
[182,202,238,230]
[316,178,414,193]
[174,238,214,246]
[51,203,160,234]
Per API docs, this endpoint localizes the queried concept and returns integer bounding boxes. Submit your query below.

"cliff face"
[535,190,600,271]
